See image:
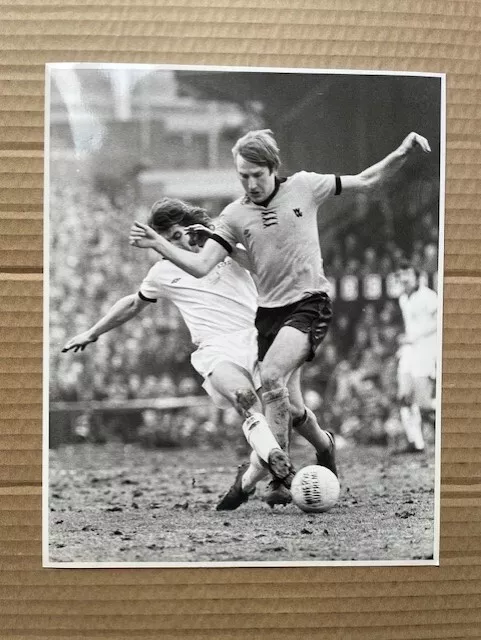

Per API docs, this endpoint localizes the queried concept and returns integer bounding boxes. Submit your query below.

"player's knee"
[234,387,259,416]
[260,366,282,391]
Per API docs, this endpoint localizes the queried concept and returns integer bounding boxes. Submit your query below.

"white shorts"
[190,327,261,409]
[398,344,436,382]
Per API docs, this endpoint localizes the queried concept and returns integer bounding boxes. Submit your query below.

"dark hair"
[148,197,212,233]
[232,129,281,173]
[397,258,420,278]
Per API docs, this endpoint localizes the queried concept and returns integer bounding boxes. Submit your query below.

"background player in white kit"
[130,129,432,503]
[395,260,438,454]
[62,197,295,509]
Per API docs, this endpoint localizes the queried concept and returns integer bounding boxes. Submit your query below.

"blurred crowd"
[50,178,438,449]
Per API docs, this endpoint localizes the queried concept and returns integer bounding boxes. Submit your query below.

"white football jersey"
[399,285,438,355]
[139,257,258,345]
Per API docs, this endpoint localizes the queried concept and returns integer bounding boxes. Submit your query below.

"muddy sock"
[262,386,290,451]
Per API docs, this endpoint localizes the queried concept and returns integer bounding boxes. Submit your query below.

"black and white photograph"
[44,64,445,566]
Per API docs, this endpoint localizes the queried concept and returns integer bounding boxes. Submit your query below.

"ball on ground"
[291,465,340,513]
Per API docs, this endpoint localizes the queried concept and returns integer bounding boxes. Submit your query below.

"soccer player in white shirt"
[63,197,296,510]
[396,260,438,453]
[130,129,431,503]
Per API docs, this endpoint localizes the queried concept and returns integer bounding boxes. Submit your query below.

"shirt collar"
[256,177,286,207]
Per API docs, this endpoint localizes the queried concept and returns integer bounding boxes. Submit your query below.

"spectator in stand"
[360,247,379,275]
[378,254,394,276]
[328,253,345,279]
[345,258,362,276]
[423,244,438,274]
[344,233,361,262]
[343,373,391,446]
[334,314,354,359]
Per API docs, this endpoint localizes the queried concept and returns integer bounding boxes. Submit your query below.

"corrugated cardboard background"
[1,1,480,638]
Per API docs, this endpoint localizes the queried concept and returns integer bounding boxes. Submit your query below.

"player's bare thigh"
[208,361,263,416]
[260,326,311,391]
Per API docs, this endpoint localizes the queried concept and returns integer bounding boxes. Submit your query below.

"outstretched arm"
[129,221,227,278]
[341,132,431,195]
[184,224,252,271]
[62,293,150,352]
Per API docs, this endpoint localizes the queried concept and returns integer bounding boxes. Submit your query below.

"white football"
[291,465,340,513]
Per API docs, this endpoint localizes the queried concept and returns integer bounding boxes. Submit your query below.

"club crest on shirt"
[293,207,303,217]
[261,210,278,228]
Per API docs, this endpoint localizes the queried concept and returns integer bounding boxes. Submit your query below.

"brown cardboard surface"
[1,1,481,638]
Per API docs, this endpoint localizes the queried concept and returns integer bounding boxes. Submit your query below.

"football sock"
[411,404,426,449]
[292,407,331,453]
[241,451,268,493]
[242,412,282,464]
[262,386,290,451]
[400,406,415,444]
[400,405,425,450]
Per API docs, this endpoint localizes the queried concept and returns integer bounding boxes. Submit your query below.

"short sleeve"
[301,171,336,206]
[212,206,240,251]
[139,262,167,302]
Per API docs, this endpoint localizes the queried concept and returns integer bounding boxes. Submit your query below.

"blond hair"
[232,129,281,173]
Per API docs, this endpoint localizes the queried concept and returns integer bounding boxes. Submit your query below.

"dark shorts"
[255,292,333,362]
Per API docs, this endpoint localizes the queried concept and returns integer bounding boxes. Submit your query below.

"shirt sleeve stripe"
[335,175,342,196]
[211,233,233,254]
[138,291,157,303]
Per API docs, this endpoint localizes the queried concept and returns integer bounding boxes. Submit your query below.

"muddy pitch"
[48,440,436,564]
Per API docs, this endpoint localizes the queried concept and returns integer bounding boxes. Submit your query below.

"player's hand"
[129,221,160,249]
[184,224,214,247]
[401,132,431,154]
[62,331,98,353]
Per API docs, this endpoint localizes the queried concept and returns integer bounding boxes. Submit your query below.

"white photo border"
[43,62,446,569]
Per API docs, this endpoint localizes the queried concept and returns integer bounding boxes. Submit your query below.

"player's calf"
[242,413,295,483]
[262,385,291,451]
[242,412,280,463]
[292,407,338,477]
